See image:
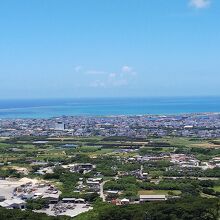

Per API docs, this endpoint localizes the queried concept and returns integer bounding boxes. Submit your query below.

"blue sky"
[0,0,219,98]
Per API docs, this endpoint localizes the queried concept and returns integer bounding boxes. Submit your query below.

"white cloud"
[189,0,211,9]
[74,65,82,72]
[112,79,128,87]
[85,65,138,88]
[86,70,107,75]
[90,80,106,88]
[122,65,133,73]
[121,65,137,76]
[108,73,116,78]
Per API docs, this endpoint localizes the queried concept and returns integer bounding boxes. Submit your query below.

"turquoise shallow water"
[0,97,220,119]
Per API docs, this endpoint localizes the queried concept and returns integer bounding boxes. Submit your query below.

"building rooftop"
[140,195,166,199]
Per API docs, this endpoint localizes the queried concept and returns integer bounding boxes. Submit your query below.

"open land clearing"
[0,178,40,199]
[138,190,181,196]
[190,143,220,148]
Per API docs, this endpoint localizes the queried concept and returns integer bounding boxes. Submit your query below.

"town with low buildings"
[1,113,220,138]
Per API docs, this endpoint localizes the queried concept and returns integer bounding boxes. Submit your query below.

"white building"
[139,195,167,203]
[55,122,65,131]
[0,198,26,209]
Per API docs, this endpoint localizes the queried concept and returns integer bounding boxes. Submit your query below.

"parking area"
[35,203,93,217]
[0,178,39,199]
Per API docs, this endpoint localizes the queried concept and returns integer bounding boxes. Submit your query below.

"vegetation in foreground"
[1,136,220,219]
[0,197,219,220]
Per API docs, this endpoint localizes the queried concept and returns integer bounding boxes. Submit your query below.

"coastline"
[0,97,220,119]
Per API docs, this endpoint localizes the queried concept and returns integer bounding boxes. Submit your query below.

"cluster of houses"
[109,195,168,206]
[33,163,95,176]
[122,153,219,171]
[75,177,103,193]
[35,166,55,175]
[170,154,217,170]
[62,163,95,174]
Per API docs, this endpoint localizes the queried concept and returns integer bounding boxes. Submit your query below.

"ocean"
[0,97,220,119]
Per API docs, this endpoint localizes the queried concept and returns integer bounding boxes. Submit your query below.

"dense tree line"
[75,197,220,220]
[164,167,220,178]
[104,177,218,198]
[0,207,71,220]
[0,168,21,178]
[1,197,219,220]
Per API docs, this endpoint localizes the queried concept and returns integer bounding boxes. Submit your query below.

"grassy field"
[213,186,220,192]
[138,190,181,196]
[200,192,217,199]
[160,137,203,147]
[1,136,220,167]
[190,143,220,148]
[154,137,220,149]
